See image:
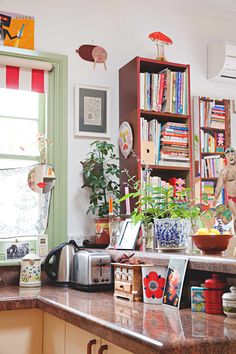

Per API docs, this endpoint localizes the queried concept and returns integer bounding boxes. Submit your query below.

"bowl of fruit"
[191,228,233,254]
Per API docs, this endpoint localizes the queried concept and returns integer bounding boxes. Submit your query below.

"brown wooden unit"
[112,263,143,302]
[119,56,193,213]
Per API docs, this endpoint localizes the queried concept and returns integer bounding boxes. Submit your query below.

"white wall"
[1,0,236,239]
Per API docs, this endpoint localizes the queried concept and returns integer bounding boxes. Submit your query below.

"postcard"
[163,257,188,309]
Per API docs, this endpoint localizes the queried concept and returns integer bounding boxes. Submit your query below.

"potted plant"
[120,172,200,251]
[81,140,120,244]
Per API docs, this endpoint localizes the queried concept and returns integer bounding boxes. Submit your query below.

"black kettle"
[44,240,78,286]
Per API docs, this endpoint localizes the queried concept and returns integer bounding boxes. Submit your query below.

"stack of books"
[201,181,224,206]
[159,122,190,167]
[210,103,225,129]
[199,98,225,129]
[201,181,215,205]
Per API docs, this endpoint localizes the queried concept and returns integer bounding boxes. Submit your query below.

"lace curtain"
[0,165,50,237]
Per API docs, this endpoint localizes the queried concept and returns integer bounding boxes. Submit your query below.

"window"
[0,47,68,252]
[0,88,46,167]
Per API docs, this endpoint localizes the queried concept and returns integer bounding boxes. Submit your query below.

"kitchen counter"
[1,285,236,354]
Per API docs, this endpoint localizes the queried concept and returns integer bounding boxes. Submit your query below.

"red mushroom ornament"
[148,32,173,61]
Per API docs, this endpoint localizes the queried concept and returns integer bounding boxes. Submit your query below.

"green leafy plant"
[81,140,120,217]
[120,170,200,227]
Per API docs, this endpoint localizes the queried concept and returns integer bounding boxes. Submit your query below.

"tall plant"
[120,169,200,227]
[81,140,120,217]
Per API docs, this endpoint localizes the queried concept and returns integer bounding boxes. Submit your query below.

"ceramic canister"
[204,274,228,315]
[222,286,236,317]
[19,253,41,287]
[142,265,167,304]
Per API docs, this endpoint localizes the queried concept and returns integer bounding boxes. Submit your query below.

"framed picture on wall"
[74,84,110,138]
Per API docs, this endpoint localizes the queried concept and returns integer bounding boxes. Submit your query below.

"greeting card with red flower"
[142,266,167,304]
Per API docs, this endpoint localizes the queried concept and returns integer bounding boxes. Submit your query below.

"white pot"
[142,265,167,304]
[222,286,236,317]
[19,253,41,287]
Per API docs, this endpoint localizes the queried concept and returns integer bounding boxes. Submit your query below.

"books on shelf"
[141,119,190,166]
[159,121,189,166]
[199,97,225,129]
[201,131,225,153]
[159,160,190,167]
[201,155,224,178]
[140,69,188,114]
[201,181,224,206]
[141,117,161,164]
[141,170,187,189]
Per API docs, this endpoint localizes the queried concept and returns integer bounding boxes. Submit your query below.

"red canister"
[204,274,228,315]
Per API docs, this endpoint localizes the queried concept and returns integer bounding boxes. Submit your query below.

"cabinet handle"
[98,344,108,353]
[87,339,97,354]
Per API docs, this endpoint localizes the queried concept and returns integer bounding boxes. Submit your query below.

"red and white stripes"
[0,65,48,93]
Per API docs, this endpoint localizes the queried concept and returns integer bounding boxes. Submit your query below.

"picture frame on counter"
[116,218,141,250]
[74,84,110,138]
[0,236,38,262]
[163,257,188,309]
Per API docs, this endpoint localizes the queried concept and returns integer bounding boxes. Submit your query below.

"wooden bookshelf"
[193,96,231,206]
[119,56,193,212]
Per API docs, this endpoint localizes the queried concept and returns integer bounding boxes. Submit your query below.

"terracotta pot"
[95,218,110,245]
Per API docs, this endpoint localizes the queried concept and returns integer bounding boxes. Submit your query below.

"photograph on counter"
[6,242,29,260]
[163,257,188,309]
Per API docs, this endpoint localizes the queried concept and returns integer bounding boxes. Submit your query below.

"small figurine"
[148,31,173,61]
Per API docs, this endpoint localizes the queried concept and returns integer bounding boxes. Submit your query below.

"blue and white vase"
[154,217,191,249]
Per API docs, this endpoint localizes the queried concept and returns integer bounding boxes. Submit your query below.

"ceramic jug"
[19,253,41,287]
[222,286,236,317]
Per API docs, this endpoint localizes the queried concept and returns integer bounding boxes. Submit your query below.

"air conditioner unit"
[207,41,236,83]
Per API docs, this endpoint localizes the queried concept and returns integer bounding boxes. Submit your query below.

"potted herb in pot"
[81,140,120,245]
[120,174,200,251]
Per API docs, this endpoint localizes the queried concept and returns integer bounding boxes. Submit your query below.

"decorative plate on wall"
[118,121,133,159]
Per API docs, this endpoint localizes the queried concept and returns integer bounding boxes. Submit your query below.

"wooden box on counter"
[112,263,143,302]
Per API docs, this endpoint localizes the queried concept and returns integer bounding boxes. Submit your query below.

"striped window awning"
[0,56,53,93]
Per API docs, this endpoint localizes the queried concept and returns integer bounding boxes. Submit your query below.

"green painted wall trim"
[0,46,68,252]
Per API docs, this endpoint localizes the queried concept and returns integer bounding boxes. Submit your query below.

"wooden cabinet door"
[100,339,133,354]
[43,313,65,354]
[0,309,42,354]
[65,322,99,354]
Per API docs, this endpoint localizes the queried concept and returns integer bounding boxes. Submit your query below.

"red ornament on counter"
[204,274,228,315]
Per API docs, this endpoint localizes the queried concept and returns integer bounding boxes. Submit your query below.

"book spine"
[157,73,164,112]
[140,73,145,110]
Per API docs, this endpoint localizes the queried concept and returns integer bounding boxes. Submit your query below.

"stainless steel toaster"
[70,250,113,291]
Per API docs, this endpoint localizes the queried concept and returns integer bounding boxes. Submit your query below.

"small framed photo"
[163,257,188,309]
[0,236,38,262]
[74,84,110,138]
[116,219,141,250]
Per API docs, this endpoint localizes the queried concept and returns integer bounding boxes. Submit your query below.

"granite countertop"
[1,285,236,354]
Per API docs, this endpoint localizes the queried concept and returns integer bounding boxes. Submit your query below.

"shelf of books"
[193,96,231,207]
[119,57,193,212]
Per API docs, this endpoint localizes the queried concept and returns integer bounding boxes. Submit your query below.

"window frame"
[0,46,68,252]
